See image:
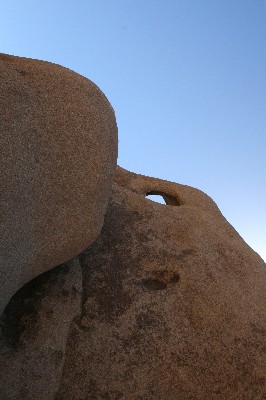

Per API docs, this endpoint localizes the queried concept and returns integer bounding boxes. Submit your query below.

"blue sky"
[1,0,265,261]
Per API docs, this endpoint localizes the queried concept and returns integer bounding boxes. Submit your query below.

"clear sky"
[1,0,265,261]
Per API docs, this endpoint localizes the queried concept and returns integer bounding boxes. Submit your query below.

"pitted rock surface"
[1,167,265,399]
[0,53,118,315]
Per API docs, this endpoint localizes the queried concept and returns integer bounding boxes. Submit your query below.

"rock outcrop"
[0,53,118,315]
[0,258,82,400]
[1,167,265,399]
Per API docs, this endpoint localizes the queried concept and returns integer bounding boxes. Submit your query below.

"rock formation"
[1,167,265,399]
[0,54,118,316]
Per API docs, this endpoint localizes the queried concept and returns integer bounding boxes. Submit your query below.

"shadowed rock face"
[0,258,82,400]
[0,167,265,399]
[0,53,118,316]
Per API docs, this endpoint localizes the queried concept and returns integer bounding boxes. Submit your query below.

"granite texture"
[1,167,265,399]
[0,53,118,316]
[0,258,82,400]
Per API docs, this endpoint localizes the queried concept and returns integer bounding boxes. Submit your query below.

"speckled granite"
[0,53,118,316]
[1,167,265,399]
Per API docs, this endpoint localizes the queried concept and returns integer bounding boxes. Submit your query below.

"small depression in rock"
[141,278,168,291]
[170,273,180,283]
[145,191,180,206]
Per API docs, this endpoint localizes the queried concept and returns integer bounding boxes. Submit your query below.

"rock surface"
[0,53,118,315]
[1,167,265,399]
[0,258,82,400]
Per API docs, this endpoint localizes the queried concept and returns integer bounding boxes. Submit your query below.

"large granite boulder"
[0,53,118,315]
[0,167,265,399]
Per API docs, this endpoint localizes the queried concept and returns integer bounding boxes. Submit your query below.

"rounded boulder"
[0,53,118,315]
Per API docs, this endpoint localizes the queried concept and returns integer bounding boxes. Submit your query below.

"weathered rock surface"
[0,53,118,315]
[0,258,82,400]
[1,167,265,399]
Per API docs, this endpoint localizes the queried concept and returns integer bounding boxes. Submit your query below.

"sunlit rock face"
[0,53,118,316]
[1,167,265,399]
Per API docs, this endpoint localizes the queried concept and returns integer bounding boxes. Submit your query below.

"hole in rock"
[145,194,166,204]
[145,191,180,206]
